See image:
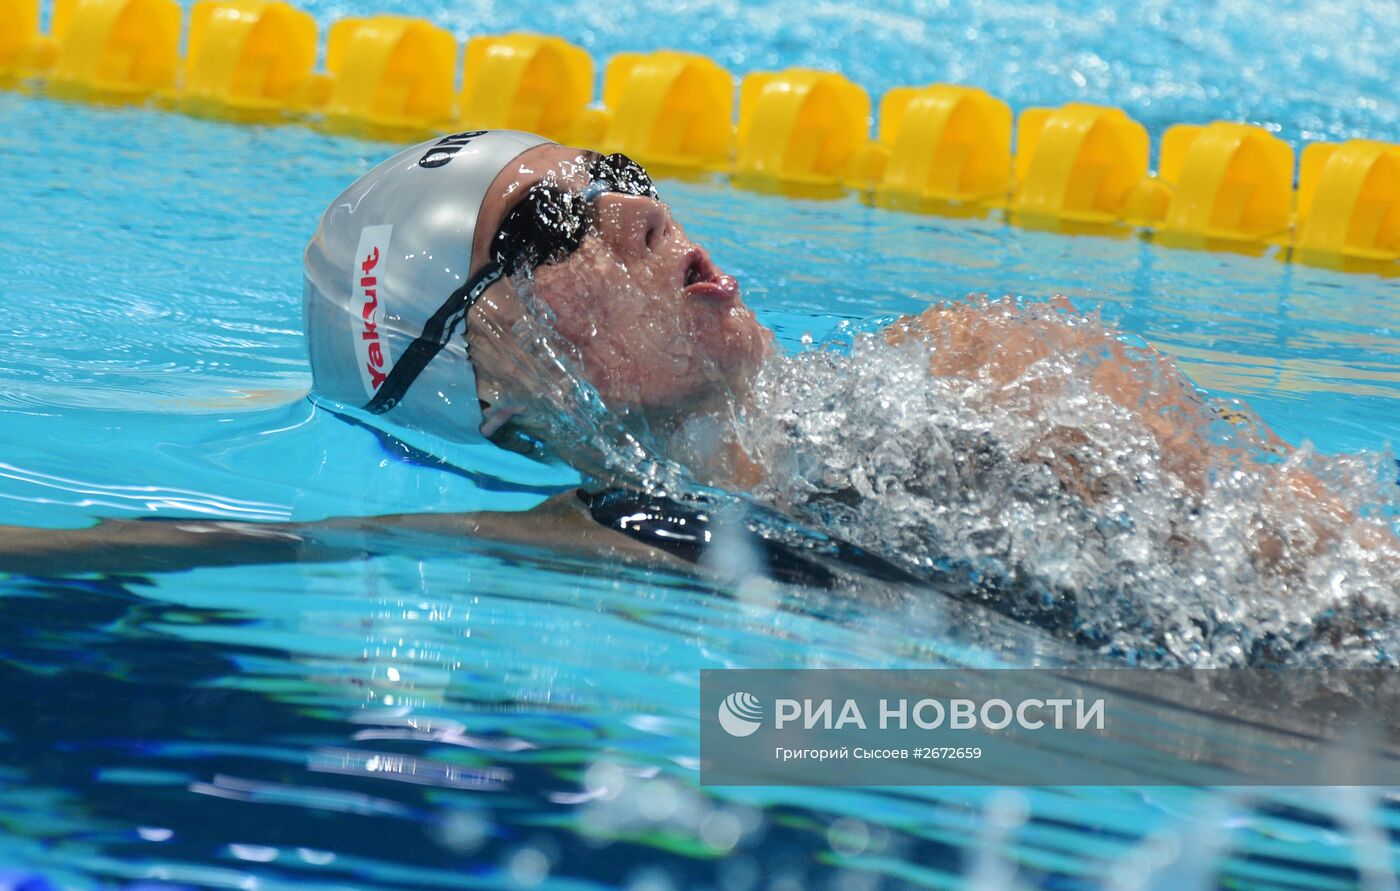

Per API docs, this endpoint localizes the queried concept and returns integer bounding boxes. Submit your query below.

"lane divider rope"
[3,0,1397,272]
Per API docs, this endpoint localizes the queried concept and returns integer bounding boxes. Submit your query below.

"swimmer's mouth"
[681,247,740,302]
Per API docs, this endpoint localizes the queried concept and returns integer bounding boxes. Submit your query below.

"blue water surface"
[3,0,1400,888]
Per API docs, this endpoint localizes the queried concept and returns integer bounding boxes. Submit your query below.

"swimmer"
[3,131,1395,664]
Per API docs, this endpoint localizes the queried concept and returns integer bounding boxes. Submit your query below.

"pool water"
[4,0,1400,887]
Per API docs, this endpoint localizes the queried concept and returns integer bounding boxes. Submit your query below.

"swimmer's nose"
[593,193,671,256]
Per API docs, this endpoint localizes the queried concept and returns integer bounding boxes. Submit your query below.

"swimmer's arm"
[0,491,686,576]
[888,299,1242,489]
[890,301,1398,565]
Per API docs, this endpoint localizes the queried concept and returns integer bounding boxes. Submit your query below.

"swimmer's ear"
[480,401,524,438]
[480,401,553,464]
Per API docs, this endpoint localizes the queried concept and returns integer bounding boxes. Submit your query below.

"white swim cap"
[303,130,552,446]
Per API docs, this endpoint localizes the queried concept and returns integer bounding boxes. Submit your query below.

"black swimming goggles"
[365,152,657,415]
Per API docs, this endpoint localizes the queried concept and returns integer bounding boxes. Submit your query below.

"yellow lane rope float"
[3,0,1396,272]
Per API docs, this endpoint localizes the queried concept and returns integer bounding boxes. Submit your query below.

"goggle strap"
[363,154,654,417]
[364,261,503,415]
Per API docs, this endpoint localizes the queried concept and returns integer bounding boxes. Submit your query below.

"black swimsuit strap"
[577,488,922,588]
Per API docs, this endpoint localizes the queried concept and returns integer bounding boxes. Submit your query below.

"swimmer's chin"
[694,300,770,372]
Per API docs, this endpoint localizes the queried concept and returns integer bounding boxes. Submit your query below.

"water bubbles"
[733,297,1400,667]
[432,809,489,853]
[583,760,628,800]
[826,816,871,856]
[984,790,1031,829]
[699,809,745,854]
[637,779,681,821]
[573,758,765,860]
[505,842,554,886]
[968,791,1032,889]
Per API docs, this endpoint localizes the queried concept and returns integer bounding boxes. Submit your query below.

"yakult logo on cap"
[352,225,394,398]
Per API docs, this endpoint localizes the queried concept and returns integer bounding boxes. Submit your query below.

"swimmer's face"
[467,145,773,425]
